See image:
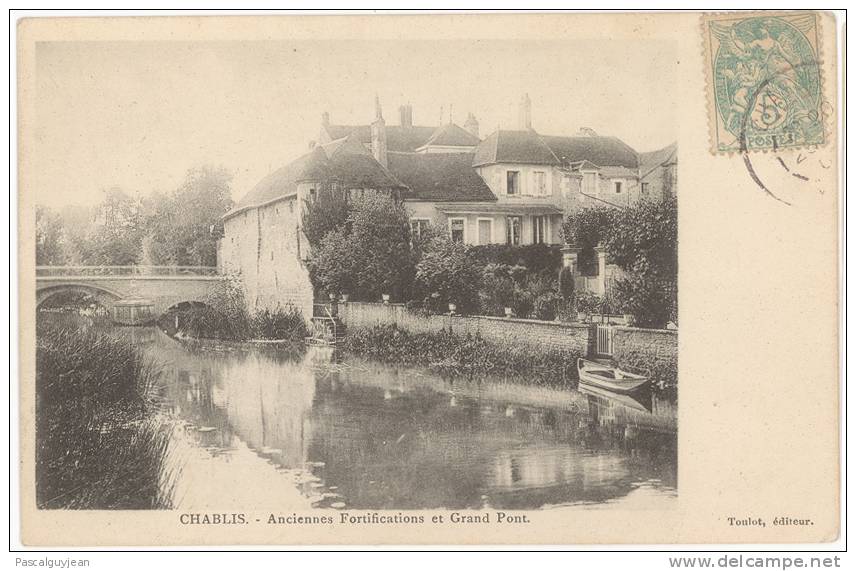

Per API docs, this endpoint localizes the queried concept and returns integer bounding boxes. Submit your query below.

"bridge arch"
[36,283,124,310]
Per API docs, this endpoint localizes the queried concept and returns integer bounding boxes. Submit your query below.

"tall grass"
[36,320,178,509]
[176,304,308,342]
[341,324,580,386]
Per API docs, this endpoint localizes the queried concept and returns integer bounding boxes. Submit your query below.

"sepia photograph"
[15,10,841,549]
[32,34,678,513]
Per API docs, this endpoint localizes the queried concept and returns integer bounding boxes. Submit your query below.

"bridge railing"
[36,265,220,277]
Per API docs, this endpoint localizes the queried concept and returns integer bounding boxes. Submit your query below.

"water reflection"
[139,328,677,511]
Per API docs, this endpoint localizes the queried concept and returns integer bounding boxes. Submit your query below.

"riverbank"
[35,319,177,509]
[341,324,580,385]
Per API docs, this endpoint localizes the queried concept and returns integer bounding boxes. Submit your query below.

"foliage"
[309,227,358,295]
[467,244,561,277]
[172,277,307,341]
[301,187,352,248]
[560,207,615,274]
[142,166,234,266]
[603,195,677,281]
[35,166,233,268]
[610,274,674,329]
[574,290,605,315]
[478,274,516,316]
[36,319,176,509]
[414,236,480,313]
[558,266,575,301]
[36,205,67,265]
[307,194,415,301]
[342,324,581,385]
[532,291,563,321]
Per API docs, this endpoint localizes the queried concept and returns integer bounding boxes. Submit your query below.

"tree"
[143,166,234,266]
[415,236,480,313]
[302,186,351,248]
[560,207,615,274]
[306,193,415,301]
[82,187,145,266]
[35,206,66,265]
[603,196,677,328]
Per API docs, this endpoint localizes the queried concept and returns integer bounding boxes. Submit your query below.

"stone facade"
[219,195,315,320]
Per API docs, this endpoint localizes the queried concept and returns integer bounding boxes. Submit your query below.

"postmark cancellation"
[703,11,825,154]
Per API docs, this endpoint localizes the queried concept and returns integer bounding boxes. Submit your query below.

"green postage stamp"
[703,11,825,154]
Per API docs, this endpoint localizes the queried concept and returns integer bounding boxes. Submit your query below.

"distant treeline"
[36,165,234,267]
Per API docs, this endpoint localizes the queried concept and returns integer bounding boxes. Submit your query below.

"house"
[218,95,676,314]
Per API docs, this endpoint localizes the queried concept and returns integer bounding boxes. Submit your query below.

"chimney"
[399,104,413,129]
[518,93,532,130]
[321,111,330,127]
[371,95,388,168]
[464,112,480,138]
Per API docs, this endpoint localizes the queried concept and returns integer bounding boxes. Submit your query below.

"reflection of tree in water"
[300,360,677,510]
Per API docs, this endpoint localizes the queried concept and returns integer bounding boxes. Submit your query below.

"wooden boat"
[577,358,649,394]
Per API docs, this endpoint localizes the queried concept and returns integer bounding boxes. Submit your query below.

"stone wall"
[612,326,678,384]
[338,302,591,355]
[220,196,315,321]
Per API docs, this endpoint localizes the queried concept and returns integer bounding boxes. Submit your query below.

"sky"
[34,39,678,208]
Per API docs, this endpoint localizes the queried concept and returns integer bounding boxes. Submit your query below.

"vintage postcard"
[15,11,841,546]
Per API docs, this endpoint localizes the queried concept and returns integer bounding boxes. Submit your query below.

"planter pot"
[382,294,391,304]
[448,303,457,313]
[623,313,634,326]
[328,293,338,301]
[577,312,589,323]
[340,294,350,302]
[504,307,514,318]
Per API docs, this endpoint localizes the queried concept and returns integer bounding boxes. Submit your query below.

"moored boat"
[577,358,649,394]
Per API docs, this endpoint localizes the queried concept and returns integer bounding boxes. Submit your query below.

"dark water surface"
[120,326,677,510]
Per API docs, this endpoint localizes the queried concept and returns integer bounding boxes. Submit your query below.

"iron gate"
[595,324,615,357]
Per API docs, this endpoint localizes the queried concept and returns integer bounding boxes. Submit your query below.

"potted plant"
[504,306,514,318]
[340,293,350,302]
[448,302,457,314]
[382,293,391,304]
[328,292,338,301]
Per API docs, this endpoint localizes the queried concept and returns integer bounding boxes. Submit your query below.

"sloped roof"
[387,152,496,202]
[323,124,437,152]
[419,123,481,148]
[225,139,404,219]
[473,130,557,167]
[473,129,640,170]
[543,135,639,170]
[639,142,678,176]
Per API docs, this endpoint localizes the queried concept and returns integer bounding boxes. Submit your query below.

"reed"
[36,320,178,509]
[341,324,580,386]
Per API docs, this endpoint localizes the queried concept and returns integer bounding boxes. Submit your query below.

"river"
[81,323,679,511]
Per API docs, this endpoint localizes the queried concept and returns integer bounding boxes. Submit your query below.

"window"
[614,181,623,194]
[533,171,547,196]
[532,216,548,244]
[309,188,316,202]
[641,182,650,194]
[582,172,598,195]
[449,218,466,243]
[410,218,430,240]
[506,171,520,195]
[477,218,493,245]
[506,216,521,245]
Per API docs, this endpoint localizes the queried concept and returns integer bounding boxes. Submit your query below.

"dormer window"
[506,171,520,195]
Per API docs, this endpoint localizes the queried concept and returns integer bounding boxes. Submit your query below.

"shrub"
[414,236,480,313]
[341,324,580,385]
[574,290,604,315]
[533,291,563,321]
[467,244,561,277]
[610,275,674,329]
[479,274,516,316]
[308,227,357,296]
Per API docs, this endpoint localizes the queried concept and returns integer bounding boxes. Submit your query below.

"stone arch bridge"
[36,266,224,323]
